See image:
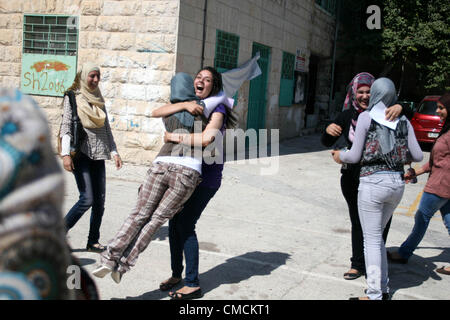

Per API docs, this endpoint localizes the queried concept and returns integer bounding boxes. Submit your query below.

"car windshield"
[418,101,437,115]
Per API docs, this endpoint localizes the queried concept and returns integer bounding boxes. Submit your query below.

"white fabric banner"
[221,53,262,99]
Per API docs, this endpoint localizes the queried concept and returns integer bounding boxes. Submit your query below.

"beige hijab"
[76,62,106,129]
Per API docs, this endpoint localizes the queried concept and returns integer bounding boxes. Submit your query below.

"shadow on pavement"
[117,251,291,300]
[77,257,97,267]
[223,133,328,162]
[388,246,450,298]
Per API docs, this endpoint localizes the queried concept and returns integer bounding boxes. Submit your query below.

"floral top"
[340,111,423,176]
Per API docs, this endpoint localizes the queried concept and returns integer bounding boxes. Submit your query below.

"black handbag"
[65,90,85,158]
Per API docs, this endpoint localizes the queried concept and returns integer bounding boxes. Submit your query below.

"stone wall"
[0,0,179,165]
[0,0,336,164]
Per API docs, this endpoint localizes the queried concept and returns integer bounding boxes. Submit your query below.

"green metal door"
[247,43,271,132]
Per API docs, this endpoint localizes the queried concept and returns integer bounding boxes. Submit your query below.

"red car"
[410,96,443,144]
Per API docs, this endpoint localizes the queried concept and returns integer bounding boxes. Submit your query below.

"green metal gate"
[247,43,271,132]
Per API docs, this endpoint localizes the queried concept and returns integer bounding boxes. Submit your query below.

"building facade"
[0,0,336,164]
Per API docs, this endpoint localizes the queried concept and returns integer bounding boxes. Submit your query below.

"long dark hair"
[429,92,450,169]
[437,92,450,138]
[197,66,238,129]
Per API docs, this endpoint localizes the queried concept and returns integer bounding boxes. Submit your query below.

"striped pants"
[101,162,200,274]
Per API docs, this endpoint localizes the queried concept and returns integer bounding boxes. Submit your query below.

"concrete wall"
[176,0,335,140]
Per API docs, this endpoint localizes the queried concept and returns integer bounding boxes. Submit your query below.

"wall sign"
[295,49,307,73]
[21,54,76,97]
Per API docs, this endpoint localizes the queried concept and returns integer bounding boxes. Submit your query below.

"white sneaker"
[92,265,112,278]
[111,270,123,284]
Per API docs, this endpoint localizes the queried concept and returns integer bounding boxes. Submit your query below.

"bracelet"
[178,133,187,144]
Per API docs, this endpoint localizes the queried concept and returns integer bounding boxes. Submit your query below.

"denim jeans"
[169,186,218,287]
[64,152,106,245]
[358,172,405,300]
[398,192,450,260]
[341,168,392,273]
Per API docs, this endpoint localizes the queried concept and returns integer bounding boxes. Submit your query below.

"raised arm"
[385,103,403,121]
[151,101,203,118]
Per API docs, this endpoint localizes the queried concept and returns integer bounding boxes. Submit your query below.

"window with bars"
[279,52,295,107]
[21,14,79,97]
[315,0,336,15]
[214,30,239,72]
[23,14,78,56]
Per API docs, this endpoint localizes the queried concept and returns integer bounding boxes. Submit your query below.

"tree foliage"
[381,0,450,92]
[338,0,449,96]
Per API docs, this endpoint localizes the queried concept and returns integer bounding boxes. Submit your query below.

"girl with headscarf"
[388,92,450,274]
[92,67,235,292]
[59,62,122,253]
[321,72,402,280]
[332,78,423,300]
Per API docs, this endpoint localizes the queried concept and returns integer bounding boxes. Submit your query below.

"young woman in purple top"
[152,67,237,300]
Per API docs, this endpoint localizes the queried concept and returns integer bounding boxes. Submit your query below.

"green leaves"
[380,0,449,91]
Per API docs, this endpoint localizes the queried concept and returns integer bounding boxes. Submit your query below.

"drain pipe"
[328,1,340,117]
[201,0,208,68]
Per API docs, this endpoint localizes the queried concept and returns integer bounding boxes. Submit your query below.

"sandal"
[343,269,364,280]
[159,277,182,291]
[86,243,106,253]
[436,266,450,275]
[170,288,202,300]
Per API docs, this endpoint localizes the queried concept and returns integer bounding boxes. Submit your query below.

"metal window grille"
[23,14,78,56]
[214,30,239,71]
[281,52,295,80]
[316,0,336,15]
[279,52,295,107]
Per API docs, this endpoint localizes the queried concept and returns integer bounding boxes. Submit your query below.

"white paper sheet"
[369,101,399,130]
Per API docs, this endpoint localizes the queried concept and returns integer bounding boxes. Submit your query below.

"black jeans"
[169,186,218,287]
[340,167,391,273]
[64,152,106,245]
